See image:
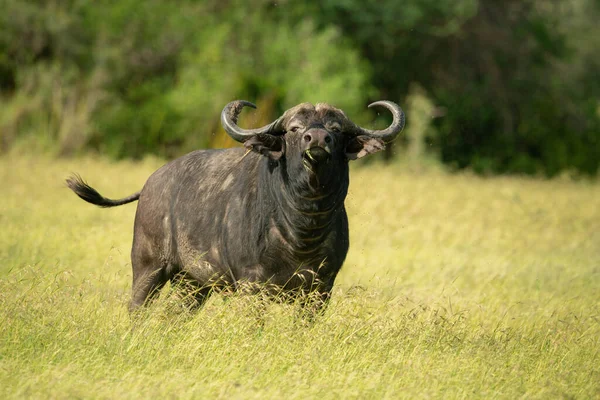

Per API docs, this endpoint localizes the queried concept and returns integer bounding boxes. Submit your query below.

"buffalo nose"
[303,130,332,149]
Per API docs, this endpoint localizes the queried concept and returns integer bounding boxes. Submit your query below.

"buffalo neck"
[258,157,349,254]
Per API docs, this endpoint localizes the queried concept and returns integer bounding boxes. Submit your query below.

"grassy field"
[1,154,599,399]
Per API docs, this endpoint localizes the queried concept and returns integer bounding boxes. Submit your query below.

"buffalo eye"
[329,125,341,133]
[289,126,301,133]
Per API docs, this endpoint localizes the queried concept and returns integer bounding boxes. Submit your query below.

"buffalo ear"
[244,134,285,160]
[346,136,386,160]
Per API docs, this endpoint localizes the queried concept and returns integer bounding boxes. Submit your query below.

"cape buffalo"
[67,100,404,313]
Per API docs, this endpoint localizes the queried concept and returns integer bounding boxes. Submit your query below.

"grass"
[1,153,599,399]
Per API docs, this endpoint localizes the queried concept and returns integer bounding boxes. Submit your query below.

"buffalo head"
[221,101,405,189]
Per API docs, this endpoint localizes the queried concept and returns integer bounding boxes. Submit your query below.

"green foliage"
[0,0,599,175]
[428,1,600,176]
[0,0,373,159]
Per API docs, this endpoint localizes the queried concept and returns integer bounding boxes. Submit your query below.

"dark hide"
[67,103,388,313]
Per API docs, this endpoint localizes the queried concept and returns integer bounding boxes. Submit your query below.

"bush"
[0,0,373,159]
[1,0,599,176]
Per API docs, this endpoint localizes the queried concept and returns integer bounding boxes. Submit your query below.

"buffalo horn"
[354,101,405,143]
[221,100,283,143]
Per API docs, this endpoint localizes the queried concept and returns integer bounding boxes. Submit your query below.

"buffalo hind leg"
[129,226,171,314]
[129,266,168,314]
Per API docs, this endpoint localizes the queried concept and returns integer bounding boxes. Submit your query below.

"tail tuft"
[66,174,140,207]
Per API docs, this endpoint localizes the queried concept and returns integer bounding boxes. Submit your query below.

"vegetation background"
[1,0,599,175]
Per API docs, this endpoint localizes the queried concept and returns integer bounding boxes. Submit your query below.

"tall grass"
[1,154,598,398]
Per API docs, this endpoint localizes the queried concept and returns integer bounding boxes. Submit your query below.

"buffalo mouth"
[302,147,330,171]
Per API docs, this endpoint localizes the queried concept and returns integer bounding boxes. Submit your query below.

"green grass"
[1,154,599,399]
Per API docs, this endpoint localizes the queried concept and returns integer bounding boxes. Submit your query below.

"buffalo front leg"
[297,289,332,322]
